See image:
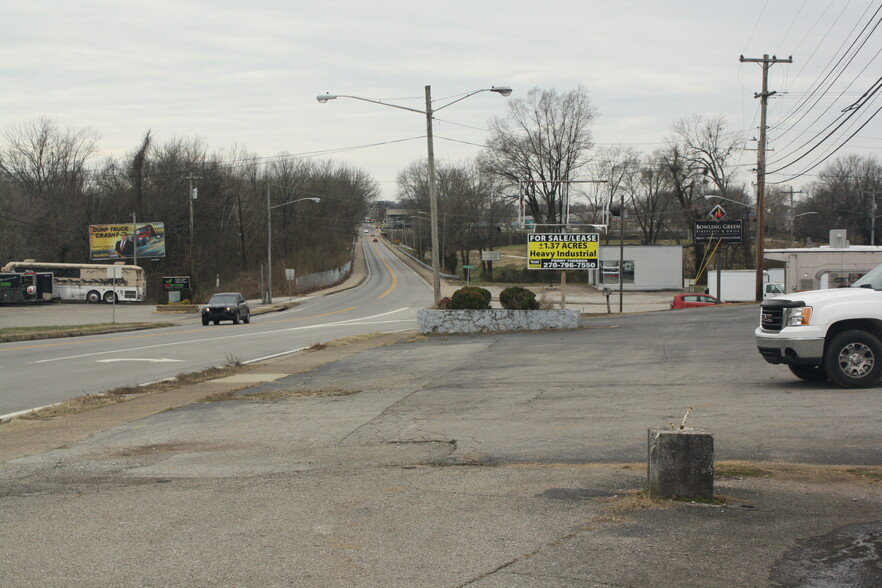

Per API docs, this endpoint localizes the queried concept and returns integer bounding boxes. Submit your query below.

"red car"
[670,293,724,309]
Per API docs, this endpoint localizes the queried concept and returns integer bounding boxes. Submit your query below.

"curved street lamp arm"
[317,94,426,115]
[269,197,321,210]
[432,87,511,113]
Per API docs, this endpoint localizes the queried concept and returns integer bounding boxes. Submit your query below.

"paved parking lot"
[2,304,880,586]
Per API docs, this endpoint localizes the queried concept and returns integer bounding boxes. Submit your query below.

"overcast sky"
[1,0,879,201]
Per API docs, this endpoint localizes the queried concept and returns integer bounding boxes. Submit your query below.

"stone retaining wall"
[417,309,580,334]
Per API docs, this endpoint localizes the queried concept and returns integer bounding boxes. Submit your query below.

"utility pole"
[740,53,792,301]
[787,187,803,247]
[185,173,201,283]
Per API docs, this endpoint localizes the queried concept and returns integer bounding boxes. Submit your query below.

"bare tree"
[629,151,676,244]
[663,114,744,278]
[398,159,509,275]
[0,117,100,261]
[802,154,882,244]
[590,146,640,243]
[480,86,596,229]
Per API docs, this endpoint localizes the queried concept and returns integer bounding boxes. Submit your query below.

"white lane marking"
[0,401,65,421]
[2,326,418,420]
[31,309,414,364]
[96,358,184,363]
[246,347,310,364]
[244,326,415,365]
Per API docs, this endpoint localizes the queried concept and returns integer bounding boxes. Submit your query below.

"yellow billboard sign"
[89,223,166,260]
[527,233,599,270]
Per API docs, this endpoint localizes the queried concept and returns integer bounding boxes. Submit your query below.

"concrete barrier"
[417,309,580,334]
[647,428,714,499]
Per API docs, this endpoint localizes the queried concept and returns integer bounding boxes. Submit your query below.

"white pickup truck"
[756,263,882,388]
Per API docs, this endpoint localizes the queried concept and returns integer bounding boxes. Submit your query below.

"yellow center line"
[0,306,358,353]
[376,248,398,299]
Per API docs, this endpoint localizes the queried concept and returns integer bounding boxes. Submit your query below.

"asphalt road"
[1,304,881,586]
[0,238,431,415]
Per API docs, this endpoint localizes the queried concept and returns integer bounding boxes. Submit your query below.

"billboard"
[527,233,599,270]
[89,223,166,260]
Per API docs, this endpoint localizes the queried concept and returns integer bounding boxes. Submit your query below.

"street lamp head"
[490,86,512,97]
[305,198,321,203]
[316,94,337,103]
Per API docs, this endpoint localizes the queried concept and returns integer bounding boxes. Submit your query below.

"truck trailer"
[706,269,784,302]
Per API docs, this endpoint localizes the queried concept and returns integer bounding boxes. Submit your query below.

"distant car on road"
[670,293,725,309]
[372,237,378,242]
[202,292,250,325]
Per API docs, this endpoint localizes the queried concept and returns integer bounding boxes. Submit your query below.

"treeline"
[0,118,376,301]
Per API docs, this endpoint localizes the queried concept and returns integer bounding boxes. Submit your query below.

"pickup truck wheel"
[824,330,882,388]
[788,364,828,383]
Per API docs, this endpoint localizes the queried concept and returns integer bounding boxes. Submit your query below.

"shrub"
[435,296,451,309]
[448,286,492,309]
[499,286,539,310]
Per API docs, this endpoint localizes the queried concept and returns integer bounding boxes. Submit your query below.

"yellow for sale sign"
[527,233,599,270]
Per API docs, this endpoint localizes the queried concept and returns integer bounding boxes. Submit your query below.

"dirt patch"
[111,441,243,457]
[203,388,359,402]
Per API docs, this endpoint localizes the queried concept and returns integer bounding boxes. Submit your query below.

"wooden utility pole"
[740,54,792,301]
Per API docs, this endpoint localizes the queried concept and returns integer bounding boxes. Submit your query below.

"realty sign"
[527,233,599,270]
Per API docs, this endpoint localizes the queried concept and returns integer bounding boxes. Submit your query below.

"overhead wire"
[770,1,882,136]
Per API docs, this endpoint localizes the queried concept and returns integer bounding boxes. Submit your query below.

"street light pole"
[185,173,200,281]
[266,191,321,304]
[317,85,512,304]
[790,212,818,247]
[266,182,272,303]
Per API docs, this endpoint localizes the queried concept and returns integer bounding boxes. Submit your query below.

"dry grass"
[847,467,882,482]
[715,462,774,479]
[0,322,169,343]
[18,365,252,420]
[716,460,882,484]
[307,332,415,351]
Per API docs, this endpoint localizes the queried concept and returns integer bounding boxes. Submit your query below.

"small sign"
[462,265,475,269]
[162,276,191,291]
[481,250,501,262]
[285,269,296,281]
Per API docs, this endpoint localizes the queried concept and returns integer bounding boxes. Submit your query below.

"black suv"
[202,292,251,325]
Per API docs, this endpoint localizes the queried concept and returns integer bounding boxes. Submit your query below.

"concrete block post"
[647,428,714,500]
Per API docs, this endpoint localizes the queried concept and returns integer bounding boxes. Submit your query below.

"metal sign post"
[107,266,123,323]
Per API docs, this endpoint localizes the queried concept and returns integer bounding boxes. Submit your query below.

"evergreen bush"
[499,286,539,310]
[448,286,492,309]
